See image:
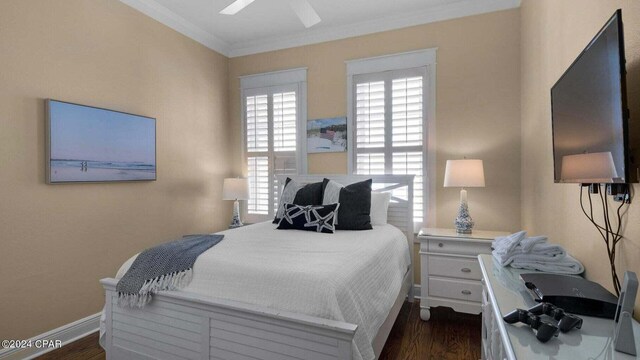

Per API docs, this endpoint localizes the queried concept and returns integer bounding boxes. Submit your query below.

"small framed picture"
[307,117,347,153]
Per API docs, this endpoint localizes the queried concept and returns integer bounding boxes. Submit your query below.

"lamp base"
[454,200,474,234]
[229,199,244,229]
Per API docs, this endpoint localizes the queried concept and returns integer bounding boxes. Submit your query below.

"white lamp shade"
[560,152,618,183]
[444,159,485,187]
[222,178,249,200]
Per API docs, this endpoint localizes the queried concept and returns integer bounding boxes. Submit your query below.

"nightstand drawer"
[427,255,482,281]
[428,277,482,302]
[426,238,492,256]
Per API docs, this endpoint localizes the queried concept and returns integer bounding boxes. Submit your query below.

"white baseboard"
[413,284,421,299]
[0,312,101,360]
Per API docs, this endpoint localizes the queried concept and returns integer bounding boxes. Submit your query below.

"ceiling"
[120,0,521,57]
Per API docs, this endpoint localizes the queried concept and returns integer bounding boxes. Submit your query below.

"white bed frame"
[101,174,414,360]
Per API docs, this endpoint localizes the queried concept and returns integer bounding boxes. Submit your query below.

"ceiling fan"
[219,0,321,28]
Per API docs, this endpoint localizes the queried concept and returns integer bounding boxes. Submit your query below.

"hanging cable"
[578,184,631,296]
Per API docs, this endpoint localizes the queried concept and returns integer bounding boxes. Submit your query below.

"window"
[347,50,436,229]
[241,69,307,222]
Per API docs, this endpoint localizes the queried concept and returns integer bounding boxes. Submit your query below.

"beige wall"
[229,9,523,282]
[520,0,640,312]
[0,2,528,341]
[0,0,232,340]
[4,0,637,341]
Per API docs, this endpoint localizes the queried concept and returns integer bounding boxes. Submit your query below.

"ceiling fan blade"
[219,0,255,15]
[288,0,321,28]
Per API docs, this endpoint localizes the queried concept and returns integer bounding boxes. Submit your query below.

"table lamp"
[444,159,485,234]
[223,178,249,228]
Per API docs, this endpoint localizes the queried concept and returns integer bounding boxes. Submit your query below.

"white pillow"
[370,192,391,225]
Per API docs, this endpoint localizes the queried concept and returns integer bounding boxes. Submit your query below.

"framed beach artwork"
[306,117,347,153]
[46,100,156,183]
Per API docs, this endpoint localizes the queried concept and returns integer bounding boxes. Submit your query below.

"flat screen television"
[46,100,156,183]
[551,9,636,184]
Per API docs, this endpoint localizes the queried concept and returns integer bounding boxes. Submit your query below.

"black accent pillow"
[276,203,340,233]
[321,178,373,230]
[272,178,324,224]
[293,181,324,205]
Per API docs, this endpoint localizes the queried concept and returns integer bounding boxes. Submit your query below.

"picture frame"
[306,117,347,153]
[46,99,157,183]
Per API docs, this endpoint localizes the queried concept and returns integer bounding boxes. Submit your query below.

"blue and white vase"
[454,200,474,234]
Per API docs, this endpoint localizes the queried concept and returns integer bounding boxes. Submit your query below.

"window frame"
[240,68,308,223]
[346,49,436,231]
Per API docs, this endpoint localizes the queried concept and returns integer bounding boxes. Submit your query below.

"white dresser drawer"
[428,277,483,302]
[427,255,482,281]
[427,238,492,256]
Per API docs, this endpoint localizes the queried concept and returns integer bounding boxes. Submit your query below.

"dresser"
[478,254,640,360]
[417,228,508,321]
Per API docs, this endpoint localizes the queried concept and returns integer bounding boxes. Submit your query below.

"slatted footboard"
[101,278,357,360]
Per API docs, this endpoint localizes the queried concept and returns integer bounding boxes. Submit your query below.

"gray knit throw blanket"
[116,234,224,308]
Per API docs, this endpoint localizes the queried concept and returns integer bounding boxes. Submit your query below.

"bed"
[100,174,414,360]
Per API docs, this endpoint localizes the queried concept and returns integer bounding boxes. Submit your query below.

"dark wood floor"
[36,332,104,360]
[378,302,482,360]
[36,301,481,360]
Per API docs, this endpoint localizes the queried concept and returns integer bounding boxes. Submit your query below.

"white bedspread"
[103,221,411,360]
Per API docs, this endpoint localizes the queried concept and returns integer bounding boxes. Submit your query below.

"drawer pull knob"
[461,290,472,295]
[461,268,471,273]
[438,243,444,248]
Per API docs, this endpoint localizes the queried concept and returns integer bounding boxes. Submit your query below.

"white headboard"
[278,174,415,246]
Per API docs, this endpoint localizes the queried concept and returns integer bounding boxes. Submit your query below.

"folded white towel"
[492,236,566,266]
[493,245,566,267]
[493,231,527,254]
[520,236,548,253]
[509,254,585,275]
[493,232,548,254]
[491,231,584,275]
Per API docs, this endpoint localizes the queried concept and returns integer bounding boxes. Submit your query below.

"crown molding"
[119,0,231,56]
[228,0,521,57]
[120,0,520,58]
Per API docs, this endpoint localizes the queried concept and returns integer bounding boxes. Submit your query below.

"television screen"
[551,10,633,183]
[46,100,156,183]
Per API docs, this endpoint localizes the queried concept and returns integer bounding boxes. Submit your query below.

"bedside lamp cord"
[579,185,632,296]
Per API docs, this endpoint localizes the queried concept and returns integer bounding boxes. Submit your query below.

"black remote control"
[528,302,583,333]
[503,309,560,343]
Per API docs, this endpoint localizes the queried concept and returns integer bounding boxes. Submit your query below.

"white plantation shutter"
[392,77,423,147]
[273,92,297,151]
[353,68,427,224]
[392,152,424,221]
[246,95,268,152]
[356,153,385,175]
[356,81,385,149]
[247,156,269,214]
[272,154,297,213]
[242,77,304,220]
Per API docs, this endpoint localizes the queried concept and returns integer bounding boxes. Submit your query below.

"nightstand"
[418,227,509,321]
